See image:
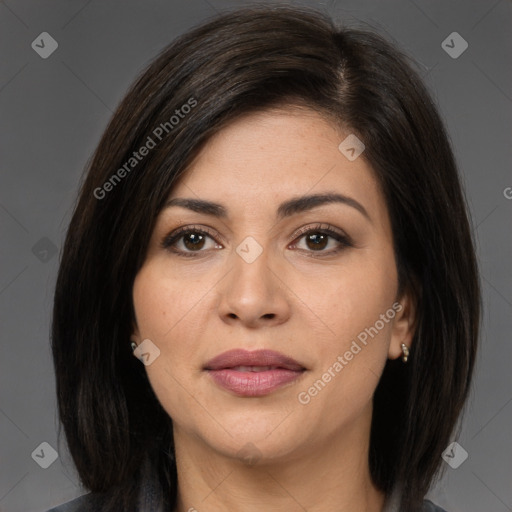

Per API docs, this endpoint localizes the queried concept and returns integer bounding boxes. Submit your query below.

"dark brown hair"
[52,5,481,511]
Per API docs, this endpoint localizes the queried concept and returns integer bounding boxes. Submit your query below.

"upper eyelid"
[164,224,221,242]
[292,223,347,238]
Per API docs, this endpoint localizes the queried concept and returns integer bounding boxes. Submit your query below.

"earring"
[401,343,410,363]
[130,341,137,352]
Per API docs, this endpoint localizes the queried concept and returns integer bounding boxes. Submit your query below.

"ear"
[388,282,419,360]
[131,320,141,345]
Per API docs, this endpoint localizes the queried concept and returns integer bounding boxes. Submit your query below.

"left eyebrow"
[276,192,371,223]
[163,192,371,223]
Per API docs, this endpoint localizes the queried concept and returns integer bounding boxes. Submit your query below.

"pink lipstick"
[204,349,306,397]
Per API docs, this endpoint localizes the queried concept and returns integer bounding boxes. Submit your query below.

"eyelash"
[160,223,353,259]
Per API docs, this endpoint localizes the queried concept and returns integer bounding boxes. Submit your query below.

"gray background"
[0,1,511,511]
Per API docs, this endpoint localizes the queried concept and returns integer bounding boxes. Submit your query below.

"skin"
[131,106,417,512]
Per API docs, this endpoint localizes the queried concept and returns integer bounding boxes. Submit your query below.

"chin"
[194,414,308,463]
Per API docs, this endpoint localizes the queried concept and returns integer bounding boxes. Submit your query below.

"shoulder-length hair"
[51,5,480,512]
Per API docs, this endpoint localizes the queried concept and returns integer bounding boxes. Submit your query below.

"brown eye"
[161,226,222,257]
[304,232,329,251]
[291,224,353,257]
[182,232,207,251]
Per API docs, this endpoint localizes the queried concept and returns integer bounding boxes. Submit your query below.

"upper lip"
[204,349,306,371]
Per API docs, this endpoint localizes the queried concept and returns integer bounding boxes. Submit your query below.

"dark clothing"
[46,492,448,512]
[45,460,448,512]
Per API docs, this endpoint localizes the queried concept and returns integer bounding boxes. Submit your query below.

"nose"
[216,241,291,329]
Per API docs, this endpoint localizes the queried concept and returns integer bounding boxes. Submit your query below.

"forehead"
[163,107,389,230]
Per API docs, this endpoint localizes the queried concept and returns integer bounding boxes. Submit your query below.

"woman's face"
[131,106,415,463]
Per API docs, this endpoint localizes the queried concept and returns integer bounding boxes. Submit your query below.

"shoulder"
[422,499,449,512]
[44,493,97,512]
[44,459,163,512]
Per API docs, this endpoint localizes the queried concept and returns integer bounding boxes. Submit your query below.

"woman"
[48,5,480,512]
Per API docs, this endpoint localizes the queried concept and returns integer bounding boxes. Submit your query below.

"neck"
[172,404,387,512]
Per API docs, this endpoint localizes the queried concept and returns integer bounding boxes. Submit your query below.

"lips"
[204,349,305,372]
[204,349,306,397]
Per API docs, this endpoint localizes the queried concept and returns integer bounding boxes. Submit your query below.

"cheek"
[293,247,398,348]
[134,259,191,334]
[132,263,209,422]
[132,262,209,362]
[293,248,398,411]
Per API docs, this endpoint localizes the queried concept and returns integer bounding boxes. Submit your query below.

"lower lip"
[206,368,304,397]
